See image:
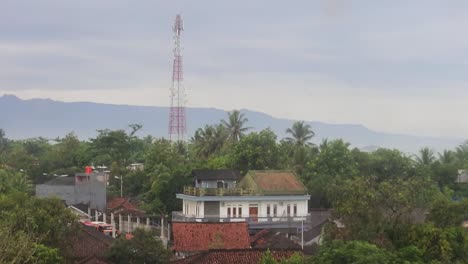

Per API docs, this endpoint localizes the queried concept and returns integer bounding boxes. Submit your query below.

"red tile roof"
[106,197,145,215]
[172,222,251,252]
[172,249,301,264]
[77,255,113,264]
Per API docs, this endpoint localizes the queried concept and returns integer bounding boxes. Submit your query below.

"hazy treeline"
[2,110,468,263]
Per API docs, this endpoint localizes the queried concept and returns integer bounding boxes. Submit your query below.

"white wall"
[218,199,308,220]
[182,200,204,218]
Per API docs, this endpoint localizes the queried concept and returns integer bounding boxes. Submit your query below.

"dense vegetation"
[1,110,468,263]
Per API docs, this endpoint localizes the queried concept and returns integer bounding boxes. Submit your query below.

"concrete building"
[173,170,310,230]
[457,169,468,183]
[36,172,107,211]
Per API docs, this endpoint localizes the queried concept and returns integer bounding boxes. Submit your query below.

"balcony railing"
[171,211,313,229]
[183,186,256,196]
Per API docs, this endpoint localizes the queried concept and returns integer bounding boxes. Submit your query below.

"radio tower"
[168,14,186,141]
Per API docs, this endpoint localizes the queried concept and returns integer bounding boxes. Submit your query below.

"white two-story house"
[174,170,310,229]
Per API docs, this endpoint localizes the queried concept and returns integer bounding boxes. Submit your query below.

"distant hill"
[0,94,463,153]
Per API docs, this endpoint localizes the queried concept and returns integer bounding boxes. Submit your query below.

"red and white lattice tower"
[168,14,186,141]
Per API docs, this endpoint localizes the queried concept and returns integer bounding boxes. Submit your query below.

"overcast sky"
[1,0,468,138]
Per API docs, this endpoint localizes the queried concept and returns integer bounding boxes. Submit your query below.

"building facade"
[174,170,310,229]
[36,172,107,211]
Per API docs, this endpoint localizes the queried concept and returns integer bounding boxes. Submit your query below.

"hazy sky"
[1,1,468,138]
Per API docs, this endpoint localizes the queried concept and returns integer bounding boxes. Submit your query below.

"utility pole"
[115,176,123,197]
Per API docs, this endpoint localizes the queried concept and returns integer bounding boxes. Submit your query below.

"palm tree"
[415,147,436,166]
[191,125,227,159]
[438,150,455,164]
[456,141,468,165]
[284,121,315,147]
[221,110,250,142]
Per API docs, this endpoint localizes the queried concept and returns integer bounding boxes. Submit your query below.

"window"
[238,206,242,217]
[273,204,277,217]
[293,204,297,216]
[266,204,271,216]
[233,208,237,217]
[227,207,231,218]
[217,181,224,188]
[287,204,291,216]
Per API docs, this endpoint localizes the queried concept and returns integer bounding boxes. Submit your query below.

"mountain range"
[0,94,463,153]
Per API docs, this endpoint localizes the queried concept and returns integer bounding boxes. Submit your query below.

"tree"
[367,148,415,181]
[327,176,436,243]
[415,147,436,166]
[439,150,455,165]
[221,110,250,142]
[106,228,170,264]
[284,121,315,147]
[192,125,227,159]
[230,129,282,173]
[395,224,468,263]
[455,141,468,168]
[0,129,10,165]
[258,250,304,264]
[0,169,32,194]
[302,139,358,208]
[90,129,132,166]
[311,240,396,264]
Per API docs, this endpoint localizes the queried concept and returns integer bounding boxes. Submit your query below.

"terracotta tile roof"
[69,226,113,261]
[77,255,113,264]
[106,197,145,216]
[172,249,301,264]
[172,222,251,252]
[242,171,308,195]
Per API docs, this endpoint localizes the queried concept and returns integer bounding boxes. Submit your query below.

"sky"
[1,0,468,138]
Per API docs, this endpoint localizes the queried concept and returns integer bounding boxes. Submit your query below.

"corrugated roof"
[192,170,241,181]
[172,222,251,252]
[241,171,308,195]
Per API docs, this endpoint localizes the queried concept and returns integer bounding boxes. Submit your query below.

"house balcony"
[171,211,312,230]
[183,186,255,196]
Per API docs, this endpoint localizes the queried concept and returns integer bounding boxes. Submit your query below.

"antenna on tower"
[168,14,187,141]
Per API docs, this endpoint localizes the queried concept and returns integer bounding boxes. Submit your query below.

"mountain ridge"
[0,94,462,153]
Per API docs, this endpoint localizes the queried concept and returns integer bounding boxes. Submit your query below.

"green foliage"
[258,249,278,264]
[230,129,282,173]
[395,224,468,263]
[311,240,395,264]
[0,193,78,252]
[283,121,315,147]
[367,148,415,181]
[427,196,468,228]
[192,124,228,159]
[328,176,436,243]
[0,168,33,194]
[221,110,251,142]
[258,250,304,264]
[29,243,63,264]
[106,228,170,264]
[302,139,357,207]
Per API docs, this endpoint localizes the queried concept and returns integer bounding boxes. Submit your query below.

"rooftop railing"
[171,211,314,229]
[183,186,256,196]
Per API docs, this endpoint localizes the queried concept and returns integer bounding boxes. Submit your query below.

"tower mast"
[169,14,186,141]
